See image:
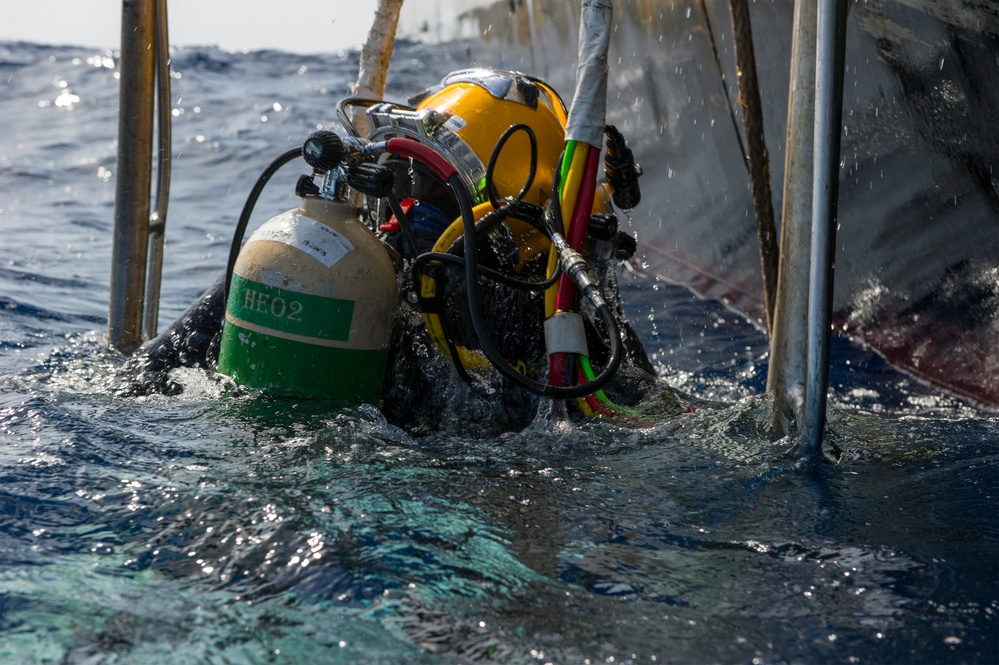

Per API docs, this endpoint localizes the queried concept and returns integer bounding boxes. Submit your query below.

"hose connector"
[551,232,606,310]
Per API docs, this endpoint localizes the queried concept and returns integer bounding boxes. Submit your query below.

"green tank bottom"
[217,322,388,403]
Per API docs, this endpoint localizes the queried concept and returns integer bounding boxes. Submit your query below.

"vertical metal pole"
[802,0,848,457]
[728,0,779,333]
[142,0,171,341]
[109,0,155,353]
[767,0,817,437]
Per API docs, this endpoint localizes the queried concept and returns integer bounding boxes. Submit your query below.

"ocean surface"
[1,41,997,664]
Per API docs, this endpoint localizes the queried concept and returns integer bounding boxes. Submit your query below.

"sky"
[0,1,384,54]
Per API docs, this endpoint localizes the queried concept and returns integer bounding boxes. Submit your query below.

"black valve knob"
[302,131,344,172]
[295,174,321,199]
[588,212,619,241]
[615,232,637,260]
[347,162,395,198]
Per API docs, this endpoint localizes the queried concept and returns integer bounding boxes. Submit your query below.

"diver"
[114,68,680,435]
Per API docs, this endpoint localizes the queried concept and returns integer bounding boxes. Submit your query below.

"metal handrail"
[766,0,847,462]
[109,0,171,353]
[802,0,848,459]
[767,0,817,439]
[143,0,172,341]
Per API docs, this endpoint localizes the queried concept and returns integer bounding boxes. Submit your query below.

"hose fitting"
[550,232,605,310]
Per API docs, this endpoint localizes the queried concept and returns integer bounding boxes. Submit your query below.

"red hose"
[555,145,600,311]
[385,137,458,181]
[548,145,600,388]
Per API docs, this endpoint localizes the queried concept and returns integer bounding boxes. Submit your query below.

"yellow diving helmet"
[412,68,568,206]
[360,69,586,374]
[410,69,577,275]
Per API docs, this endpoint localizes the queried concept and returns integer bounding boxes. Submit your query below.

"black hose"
[485,124,537,208]
[466,200,551,247]
[413,250,560,292]
[223,146,303,315]
[451,173,623,399]
[412,201,562,292]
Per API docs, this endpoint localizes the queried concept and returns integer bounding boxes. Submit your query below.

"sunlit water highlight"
[0,42,996,664]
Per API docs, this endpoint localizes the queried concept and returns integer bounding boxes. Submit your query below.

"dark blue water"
[1,42,996,664]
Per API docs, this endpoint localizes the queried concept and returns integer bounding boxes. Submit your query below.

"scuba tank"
[217,132,397,402]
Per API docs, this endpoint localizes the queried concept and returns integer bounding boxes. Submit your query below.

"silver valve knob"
[302,131,344,172]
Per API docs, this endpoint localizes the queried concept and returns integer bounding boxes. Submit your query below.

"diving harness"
[217,68,644,417]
